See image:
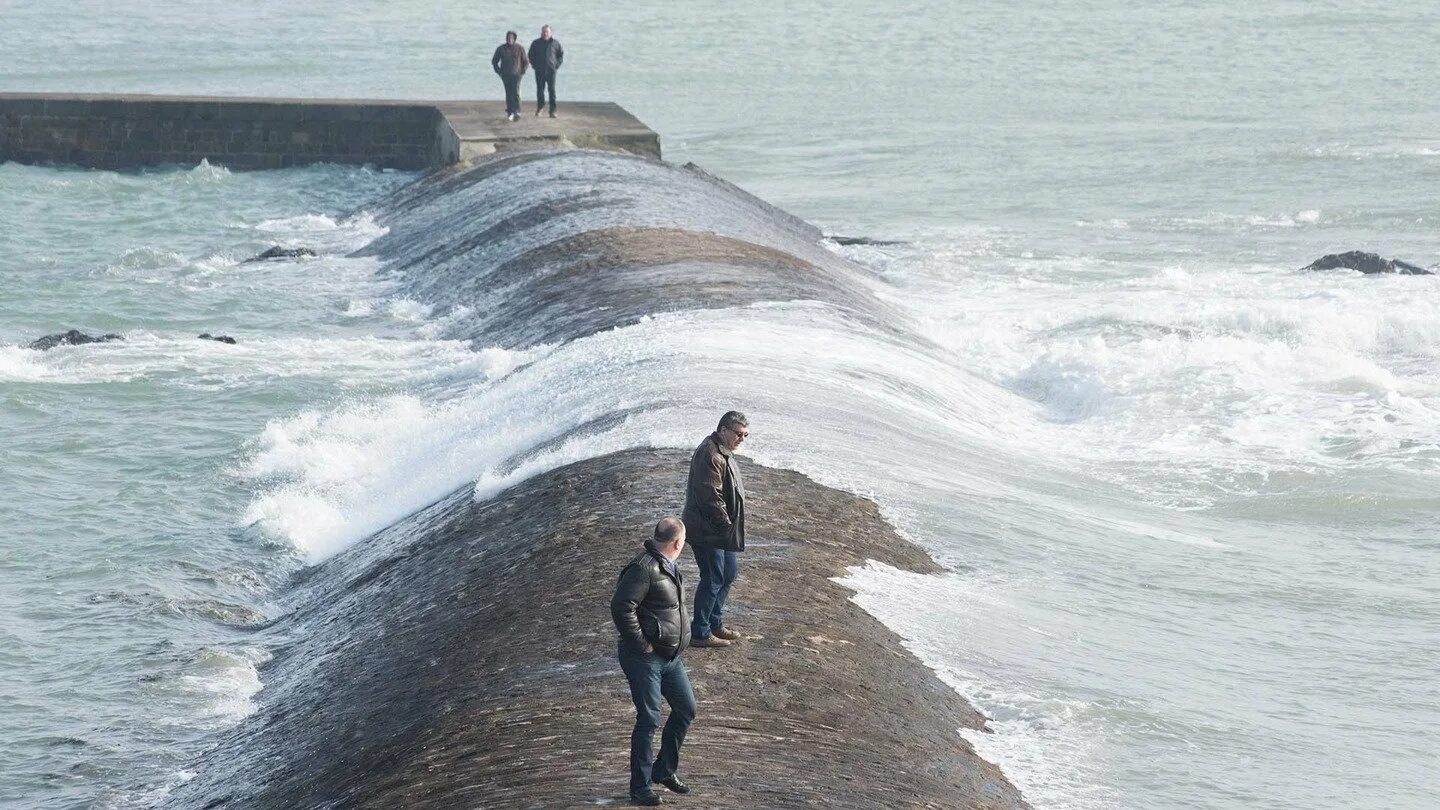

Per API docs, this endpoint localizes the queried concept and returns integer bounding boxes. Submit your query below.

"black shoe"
[548,110,557,118]
[629,789,662,806]
[655,775,690,795]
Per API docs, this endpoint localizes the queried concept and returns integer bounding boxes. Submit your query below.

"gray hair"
[654,517,685,545]
[717,411,748,431]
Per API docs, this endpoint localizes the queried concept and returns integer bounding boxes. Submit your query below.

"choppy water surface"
[3,2,1439,808]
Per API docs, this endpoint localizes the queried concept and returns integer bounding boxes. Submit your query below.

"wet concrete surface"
[166,450,1026,809]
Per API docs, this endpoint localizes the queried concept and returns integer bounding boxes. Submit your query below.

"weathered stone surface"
[165,450,1027,809]
[1302,250,1432,275]
[26,329,123,351]
[197,333,237,344]
[242,246,317,263]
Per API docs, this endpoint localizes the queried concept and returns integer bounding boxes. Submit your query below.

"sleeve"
[520,46,529,74]
[610,563,650,651]
[491,47,502,73]
[695,451,733,532]
[556,42,564,67]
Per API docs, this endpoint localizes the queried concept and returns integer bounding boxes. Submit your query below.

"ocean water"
[3,1,1439,808]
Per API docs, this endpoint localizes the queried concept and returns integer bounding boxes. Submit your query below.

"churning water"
[3,1,1438,808]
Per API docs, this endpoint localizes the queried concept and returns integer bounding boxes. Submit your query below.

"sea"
[2,1,1437,807]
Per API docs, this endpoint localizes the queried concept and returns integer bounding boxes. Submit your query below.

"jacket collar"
[709,431,733,458]
[644,539,681,581]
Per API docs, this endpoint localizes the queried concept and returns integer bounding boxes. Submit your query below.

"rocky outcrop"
[826,234,905,246]
[198,333,238,344]
[26,330,123,351]
[243,246,317,263]
[1302,251,1432,275]
[165,451,1026,809]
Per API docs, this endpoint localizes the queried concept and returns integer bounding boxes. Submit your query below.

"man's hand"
[643,643,654,654]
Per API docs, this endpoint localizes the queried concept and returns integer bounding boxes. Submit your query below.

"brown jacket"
[681,433,746,551]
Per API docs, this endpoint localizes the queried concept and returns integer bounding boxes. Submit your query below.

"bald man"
[611,517,696,805]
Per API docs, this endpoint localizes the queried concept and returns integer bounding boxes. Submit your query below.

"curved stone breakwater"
[164,149,1027,808]
[167,451,1025,809]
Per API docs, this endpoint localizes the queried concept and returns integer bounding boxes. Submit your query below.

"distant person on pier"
[491,30,529,121]
[683,411,748,649]
[611,517,697,806]
[527,24,564,118]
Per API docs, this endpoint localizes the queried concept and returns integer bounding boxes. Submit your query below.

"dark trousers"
[618,645,696,794]
[690,544,739,640]
[534,71,557,112]
[500,74,522,114]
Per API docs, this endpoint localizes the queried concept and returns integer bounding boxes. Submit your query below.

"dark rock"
[26,330,124,351]
[243,245,318,263]
[198,333,238,345]
[1302,250,1432,275]
[825,234,906,246]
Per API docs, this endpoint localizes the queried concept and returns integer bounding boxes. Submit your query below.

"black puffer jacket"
[611,541,691,658]
[681,433,746,551]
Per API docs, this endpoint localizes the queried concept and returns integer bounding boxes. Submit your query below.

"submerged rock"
[243,245,318,263]
[198,333,238,344]
[27,330,124,351]
[825,234,906,246]
[1303,250,1432,275]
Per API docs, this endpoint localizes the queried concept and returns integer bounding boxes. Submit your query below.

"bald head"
[653,517,686,560]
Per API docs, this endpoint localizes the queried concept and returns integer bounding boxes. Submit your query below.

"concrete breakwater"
[165,451,1026,809]
[158,149,1026,807]
[0,93,659,170]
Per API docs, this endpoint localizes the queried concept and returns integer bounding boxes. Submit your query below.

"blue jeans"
[690,544,738,640]
[618,645,696,794]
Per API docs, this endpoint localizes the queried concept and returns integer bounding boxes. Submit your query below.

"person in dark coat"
[527,25,564,118]
[681,411,748,649]
[491,30,529,121]
[611,517,696,806]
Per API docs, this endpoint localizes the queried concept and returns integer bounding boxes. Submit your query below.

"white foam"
[1,333,482,387]
[385,297,434,323]
[109,246,186,271]
[255,213,341,232]
[233,303,1030,563]
[0,345,58,382]
[248,210,388,253]
[182,158,231,184]
[877,242,1440,505]
[838,562,1122,810]
[415,305,475,339]
[177,646,270,725]
[342,298,377,317]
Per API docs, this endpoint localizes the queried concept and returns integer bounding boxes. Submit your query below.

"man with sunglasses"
[681,411,749,648]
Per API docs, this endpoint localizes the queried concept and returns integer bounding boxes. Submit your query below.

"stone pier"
[0,92,659,170]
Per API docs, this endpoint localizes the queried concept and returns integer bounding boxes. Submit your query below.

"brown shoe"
[712,627,741,641]
[690,636,731,648]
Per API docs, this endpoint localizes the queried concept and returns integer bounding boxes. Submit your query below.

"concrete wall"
[0,94,459,170]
